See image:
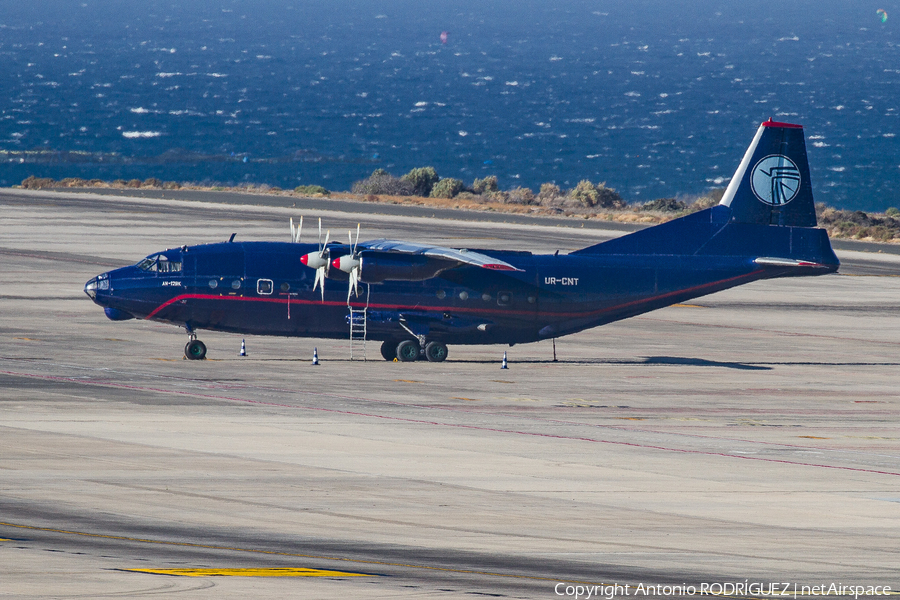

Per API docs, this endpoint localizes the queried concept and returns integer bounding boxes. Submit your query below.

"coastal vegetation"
[18,174,900,244]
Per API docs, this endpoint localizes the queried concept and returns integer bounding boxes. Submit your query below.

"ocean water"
[1,0,898,211]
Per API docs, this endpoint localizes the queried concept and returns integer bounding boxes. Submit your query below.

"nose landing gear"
[184,332,207,360]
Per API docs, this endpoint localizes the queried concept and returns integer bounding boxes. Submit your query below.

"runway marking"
[393,379,421,383]
[125,568,371,577]
[0,538,11,541]
[3,368,900,478]
[452,397,481,402]
[0,521,574,585]
[490,380,515,384]
[672,303,706,308]
[798,436,830,439]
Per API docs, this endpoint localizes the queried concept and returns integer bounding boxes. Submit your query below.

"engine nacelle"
[357,252,449,283]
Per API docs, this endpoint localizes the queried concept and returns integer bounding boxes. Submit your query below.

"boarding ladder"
[348,285,370,361]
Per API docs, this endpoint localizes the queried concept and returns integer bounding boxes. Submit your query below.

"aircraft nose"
[84,273,110,300]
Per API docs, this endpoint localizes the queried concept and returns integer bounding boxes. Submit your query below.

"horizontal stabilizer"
[754,257,832,268]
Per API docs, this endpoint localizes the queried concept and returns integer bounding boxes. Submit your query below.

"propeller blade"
[290,216,303,243]
[353,223,360,253]
[317,218,323,252]
[347,268,360,301]
[313,266,326,301]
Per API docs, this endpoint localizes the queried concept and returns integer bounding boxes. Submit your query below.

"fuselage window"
[257,279,274,295]
[497,291,512,306]
[158,258,182,273]
[136,254,181,273]
[136,257,155,271]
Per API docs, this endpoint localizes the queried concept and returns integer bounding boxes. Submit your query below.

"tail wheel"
[424,341,448,363]
[396,340,420,362]
[380,340,398,361]
[184,340,207,360]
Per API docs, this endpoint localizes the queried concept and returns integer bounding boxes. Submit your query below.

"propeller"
[290,216,303,243]
[332,224,362,301]
[300,218,330,301]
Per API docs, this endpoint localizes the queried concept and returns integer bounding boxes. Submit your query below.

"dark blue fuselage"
[85,205,839,347]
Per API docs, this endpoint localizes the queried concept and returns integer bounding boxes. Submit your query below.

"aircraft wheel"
[380,340,398,361]
[184,339,207,360]
[424,341,448,363]
[396,340,420,362]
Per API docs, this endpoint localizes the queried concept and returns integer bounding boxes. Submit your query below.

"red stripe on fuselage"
[145,270,765,323]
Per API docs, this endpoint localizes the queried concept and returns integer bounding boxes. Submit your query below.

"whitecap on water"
[122,131,161,138]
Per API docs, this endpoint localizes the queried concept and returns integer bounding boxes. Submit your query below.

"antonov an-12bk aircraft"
[85,120,839,362]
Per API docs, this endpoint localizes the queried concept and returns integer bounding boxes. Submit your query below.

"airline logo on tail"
[750,154,801,206]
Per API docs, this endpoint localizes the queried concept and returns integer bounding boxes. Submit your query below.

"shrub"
[537,183,562,202]
[126,179,142,188]
[294,184,330,196]
[484,190,510,203]
[21,176,56,189]
[886,207,900,217]
[640,198,687,212]
[430,177,464,199]
[401,167,439,196]
[569,180,594,207]
[59,177,87,187]
[506,186,536,205]
[472,175,498,194]
[351,173,414,196]
[163,181,181,190]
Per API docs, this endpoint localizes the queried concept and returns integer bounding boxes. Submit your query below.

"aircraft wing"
[353,239,523,283]
[360,239,521,271]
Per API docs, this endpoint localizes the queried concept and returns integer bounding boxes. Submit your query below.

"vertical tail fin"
[719,119,817,228]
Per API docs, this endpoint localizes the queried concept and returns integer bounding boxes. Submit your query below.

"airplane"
[84,119,839,362]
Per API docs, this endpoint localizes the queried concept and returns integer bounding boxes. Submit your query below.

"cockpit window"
[136,254,182,273]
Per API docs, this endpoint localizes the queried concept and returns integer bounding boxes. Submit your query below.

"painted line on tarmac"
[0,521,571,585]
[3,368,900,478]
[124,568,370,577]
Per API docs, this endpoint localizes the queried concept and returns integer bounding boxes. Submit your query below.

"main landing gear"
[381,339,448,363]
[184,333,207,360]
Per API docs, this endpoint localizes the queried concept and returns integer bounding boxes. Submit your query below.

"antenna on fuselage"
[228,233,236,243]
